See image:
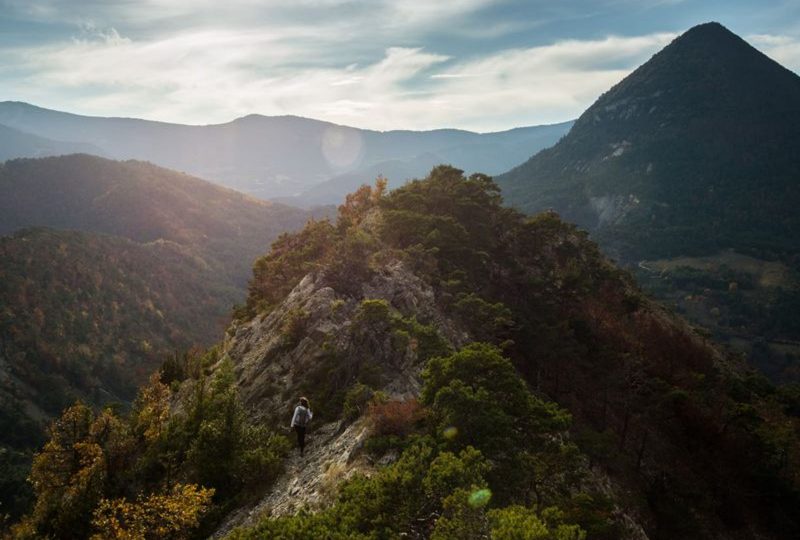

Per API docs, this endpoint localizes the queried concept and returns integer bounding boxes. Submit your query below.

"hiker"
[291,397,313,456]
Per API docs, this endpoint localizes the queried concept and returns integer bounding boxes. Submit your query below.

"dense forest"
[0,228,245,518]
[237,166,800,539]
[0,155,311,520]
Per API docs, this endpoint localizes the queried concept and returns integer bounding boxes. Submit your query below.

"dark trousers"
[294,425,306,454]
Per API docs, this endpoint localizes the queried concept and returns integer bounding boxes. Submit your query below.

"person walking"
[290,397,313,456]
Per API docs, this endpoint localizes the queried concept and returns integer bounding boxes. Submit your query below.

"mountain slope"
[0,227,243,518]
[213,168,800,539]
[0,102,571,200]
[0,154,309,285]
[497,22,800,261]
[0,227,239,416]
[9,169,799,538]
[0,155,309,518]
[495,22,800,382]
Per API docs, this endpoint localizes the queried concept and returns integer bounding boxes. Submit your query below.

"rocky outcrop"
[220,260,466,424]
[211,260,468,536]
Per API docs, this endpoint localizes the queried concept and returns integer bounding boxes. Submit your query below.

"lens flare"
[468,488,491,508]
[442,426,458,440]
[321,126,363,169]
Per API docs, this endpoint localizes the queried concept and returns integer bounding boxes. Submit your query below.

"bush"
[342,383,374,422]
[368,398,425,437]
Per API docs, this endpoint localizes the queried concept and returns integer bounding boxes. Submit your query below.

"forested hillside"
[0,154,309,285]
[12,169,797,539]
[0,228,243,518]
[495,22,800,382]
[234,166,800,539]
[0,155,309,521]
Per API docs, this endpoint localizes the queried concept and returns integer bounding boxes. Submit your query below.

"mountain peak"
[572,21,800,132]
[497,22,800,259]
[679,21,735,40]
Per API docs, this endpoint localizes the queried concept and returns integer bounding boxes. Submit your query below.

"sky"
[1,0,799,132]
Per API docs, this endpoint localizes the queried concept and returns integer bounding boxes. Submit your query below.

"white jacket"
[291,405,313,428]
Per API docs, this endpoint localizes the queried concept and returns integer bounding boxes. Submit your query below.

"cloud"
[1,26,678,130]
[4,2,796,131]
[747,33,800,72]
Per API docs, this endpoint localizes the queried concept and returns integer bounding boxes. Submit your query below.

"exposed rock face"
[212,260,468,535]
[222,260,467,424]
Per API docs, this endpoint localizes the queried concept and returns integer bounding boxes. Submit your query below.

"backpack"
[295,406,310,427]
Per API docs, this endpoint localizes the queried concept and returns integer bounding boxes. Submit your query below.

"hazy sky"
[1,0,798,131]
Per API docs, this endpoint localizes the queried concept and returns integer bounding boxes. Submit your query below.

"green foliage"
[430,488,490,540]
[355,299,392,327]
[379,166,509,286]
[356,299,450,363]
[11,357,288,539]
[324,230,377,296]
[342,383,374,422]
[451,293,515,344]
[247,180,388,317]
[280,308,311,348]
[232,342,592,539]
[248,219,337,315]
[229,440,493,540]
[487,506,586,540]
[422,344,581,505]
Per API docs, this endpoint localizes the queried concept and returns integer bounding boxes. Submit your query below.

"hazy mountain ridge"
[0,154,310,286]
[0,101,572,201]
[0,123,104,161]
[285,121,574,207]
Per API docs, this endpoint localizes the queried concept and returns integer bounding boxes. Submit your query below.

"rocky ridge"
[212,260,470,536]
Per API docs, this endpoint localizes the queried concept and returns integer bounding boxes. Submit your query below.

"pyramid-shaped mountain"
[497,22,800,261]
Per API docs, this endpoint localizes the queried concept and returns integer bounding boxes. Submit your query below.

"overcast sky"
[1,0,798,131]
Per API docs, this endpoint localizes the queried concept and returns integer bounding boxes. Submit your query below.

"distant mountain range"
[0,102,572,203]
[496,22,800,382]
[0,123,104,161]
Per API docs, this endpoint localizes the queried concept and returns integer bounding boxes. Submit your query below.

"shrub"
[368,398,425,437]
[342,383,374,422]
[281,308,310,348]
[90,484,214,540]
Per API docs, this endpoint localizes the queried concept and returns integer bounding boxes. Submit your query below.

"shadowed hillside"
[0,154,309,286]
[496,22,800,382]
[0,155,310,520]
